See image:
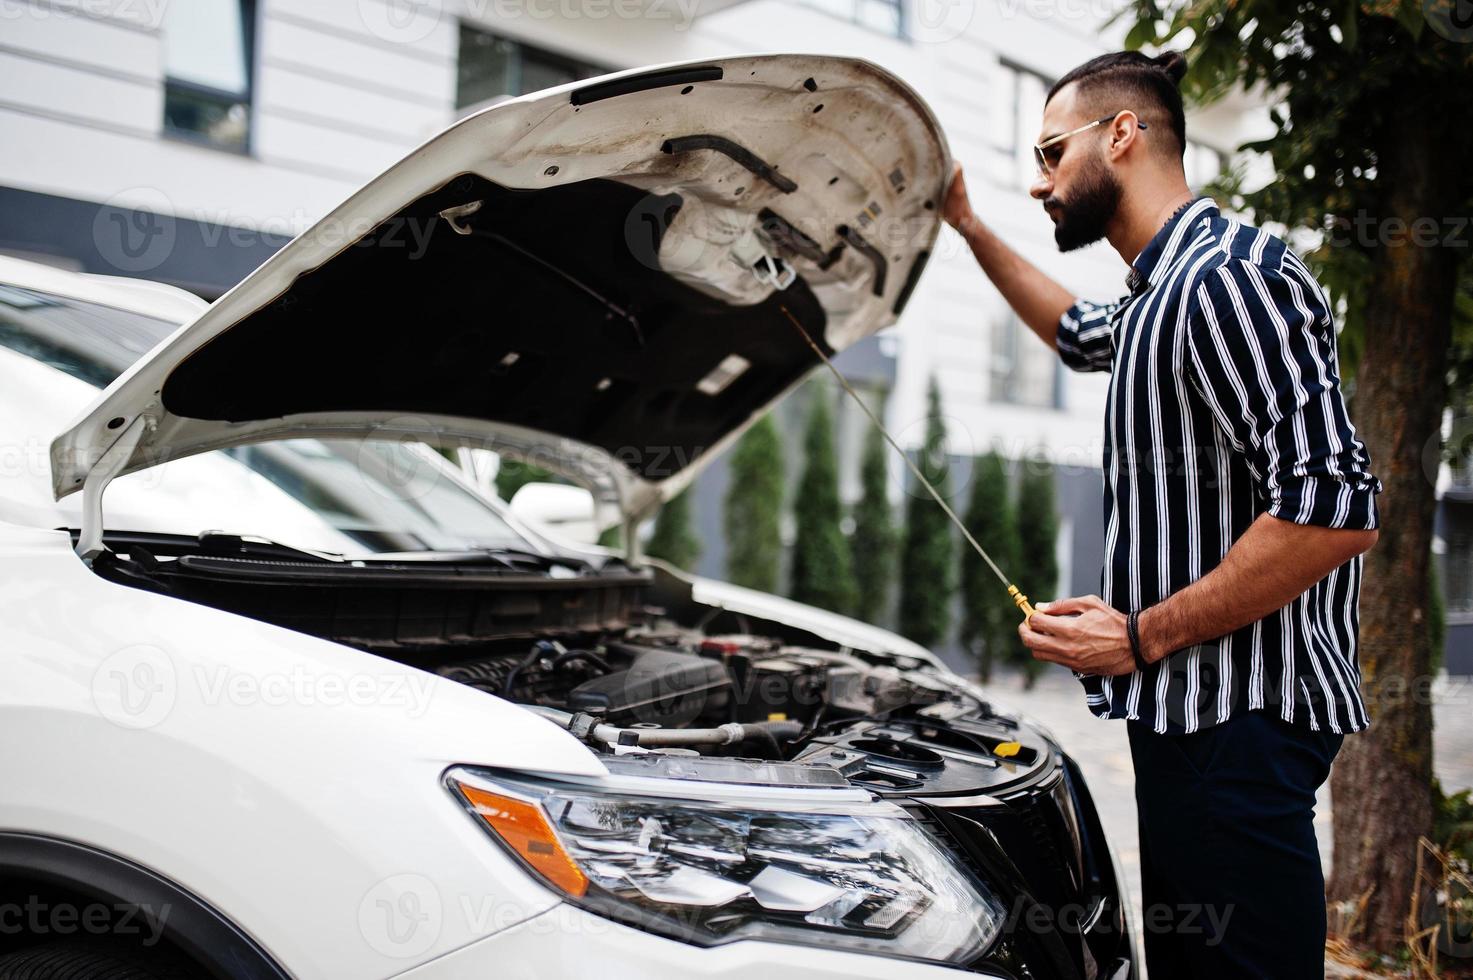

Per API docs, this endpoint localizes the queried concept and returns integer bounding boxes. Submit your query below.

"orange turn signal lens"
[455,782,589,898]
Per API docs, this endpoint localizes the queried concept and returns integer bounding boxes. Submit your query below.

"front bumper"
[915,753,1137,977]
[390,903,1005,979]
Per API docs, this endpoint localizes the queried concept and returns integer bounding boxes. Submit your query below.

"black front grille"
[907,764,1132,980]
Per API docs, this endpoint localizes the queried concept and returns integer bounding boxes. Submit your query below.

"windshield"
[0,283,536,556]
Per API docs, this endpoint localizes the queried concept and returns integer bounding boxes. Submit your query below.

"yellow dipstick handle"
[1008,585,1036,622]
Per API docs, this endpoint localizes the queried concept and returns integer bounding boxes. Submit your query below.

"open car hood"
[51,54,948,538]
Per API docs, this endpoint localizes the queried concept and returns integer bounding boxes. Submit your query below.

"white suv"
[0,55,1134,980]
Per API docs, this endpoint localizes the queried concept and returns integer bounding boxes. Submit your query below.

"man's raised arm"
[942,162,1076,350]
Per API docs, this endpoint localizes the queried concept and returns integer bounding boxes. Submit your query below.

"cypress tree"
[1015,456,1060,688]
[723,415,784,592]
[789,384,858,615]
[645,488,700,570]
[851,409,897,626]
[960,451,1021,683]
[898,378,955,647]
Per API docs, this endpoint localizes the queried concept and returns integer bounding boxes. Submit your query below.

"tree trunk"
[1327,101,1457,951]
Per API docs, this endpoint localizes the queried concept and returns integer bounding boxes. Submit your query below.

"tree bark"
[1327,99,1457,950]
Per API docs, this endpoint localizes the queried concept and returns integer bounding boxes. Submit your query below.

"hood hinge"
[75,415,149,562]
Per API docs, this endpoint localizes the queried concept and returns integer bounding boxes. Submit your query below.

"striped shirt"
[1057,198,1381,735]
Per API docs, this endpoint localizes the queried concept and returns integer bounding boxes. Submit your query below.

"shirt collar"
[1126,197,1218,295]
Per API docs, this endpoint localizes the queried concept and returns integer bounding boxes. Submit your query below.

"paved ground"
[970,666,1473,960]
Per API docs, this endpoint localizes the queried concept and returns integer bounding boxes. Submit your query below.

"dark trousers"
[1127,711,1343,979]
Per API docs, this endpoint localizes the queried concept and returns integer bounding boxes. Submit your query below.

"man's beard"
[1046,151,1121,252]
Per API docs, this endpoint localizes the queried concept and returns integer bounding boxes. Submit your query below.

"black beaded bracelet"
[1127,610,1148,672]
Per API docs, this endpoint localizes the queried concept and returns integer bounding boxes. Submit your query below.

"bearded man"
[943,50,1381,979]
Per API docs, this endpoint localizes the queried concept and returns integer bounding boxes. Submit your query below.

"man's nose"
[1029,171,1052,200]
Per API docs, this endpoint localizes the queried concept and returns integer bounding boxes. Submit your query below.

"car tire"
[0,940,195,980]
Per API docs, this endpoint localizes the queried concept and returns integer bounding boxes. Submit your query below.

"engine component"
[566,642,730,726]
[524,705,801,754]
[790,716,1047,795]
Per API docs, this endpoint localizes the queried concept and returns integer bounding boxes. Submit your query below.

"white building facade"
[3,0,1316,662]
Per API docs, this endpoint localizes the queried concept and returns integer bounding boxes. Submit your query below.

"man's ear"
[1105,112,1145,162]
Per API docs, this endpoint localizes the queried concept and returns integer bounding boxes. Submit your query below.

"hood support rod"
[74,416,148,562]
[778,305,1036,623]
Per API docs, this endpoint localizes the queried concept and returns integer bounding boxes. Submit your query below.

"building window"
[162,0,254,153]
[990,314,1061,409]
[792,0,904,38]
[456,25,607,110]
[998,61,1052,188]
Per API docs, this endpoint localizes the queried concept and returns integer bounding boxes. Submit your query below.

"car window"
[0,284,534,556]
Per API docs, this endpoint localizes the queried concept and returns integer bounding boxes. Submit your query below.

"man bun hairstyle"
[1047,50,1188,161]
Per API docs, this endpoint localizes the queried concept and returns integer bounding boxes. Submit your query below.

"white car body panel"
[0,521,613,977]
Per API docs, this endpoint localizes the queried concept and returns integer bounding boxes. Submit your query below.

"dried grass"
[1325,837,1473,979]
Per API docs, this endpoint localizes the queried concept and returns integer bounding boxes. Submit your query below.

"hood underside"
[51,54,948,519]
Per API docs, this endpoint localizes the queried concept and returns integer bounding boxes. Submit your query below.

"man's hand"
[942,161,974,231]
[936,161,1075,346]
[1019,595,1137,676]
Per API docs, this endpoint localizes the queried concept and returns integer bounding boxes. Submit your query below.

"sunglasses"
[1033,112,1147,178]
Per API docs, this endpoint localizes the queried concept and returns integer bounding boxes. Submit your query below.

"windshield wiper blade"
[64,528,347,563]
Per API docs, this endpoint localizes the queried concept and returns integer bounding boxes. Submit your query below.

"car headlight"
[446,767,1004,965]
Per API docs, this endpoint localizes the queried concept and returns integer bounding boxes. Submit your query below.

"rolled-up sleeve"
[1057,299,1118,373]
[1185,258,1381,530]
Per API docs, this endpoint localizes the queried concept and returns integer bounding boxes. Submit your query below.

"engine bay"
[87,530,1056,799]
